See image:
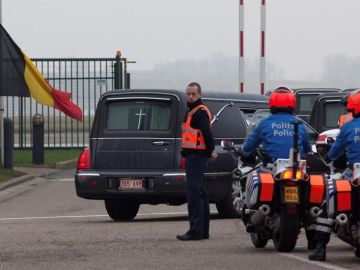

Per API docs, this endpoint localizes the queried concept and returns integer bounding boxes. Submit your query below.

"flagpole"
[0,0,4,168]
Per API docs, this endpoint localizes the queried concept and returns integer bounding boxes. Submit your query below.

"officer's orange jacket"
[181,105,211,150]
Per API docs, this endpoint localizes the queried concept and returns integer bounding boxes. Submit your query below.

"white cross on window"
[135,108,147,130]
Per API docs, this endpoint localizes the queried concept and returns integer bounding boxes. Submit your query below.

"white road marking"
[279,253,351,270]
[0,211,215,222]
[51,178,74,182]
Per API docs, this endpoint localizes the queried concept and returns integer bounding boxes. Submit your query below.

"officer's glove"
[239,149,256,165]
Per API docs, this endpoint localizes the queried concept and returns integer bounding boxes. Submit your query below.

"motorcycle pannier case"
[327,179,352,216]
[305,175,325,205]
[246,171,274,208]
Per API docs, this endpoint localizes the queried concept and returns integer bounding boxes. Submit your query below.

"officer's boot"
[308,201,333,262]
[309,241,326,261]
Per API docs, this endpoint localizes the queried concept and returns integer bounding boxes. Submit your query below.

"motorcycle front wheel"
[272,205,300,252]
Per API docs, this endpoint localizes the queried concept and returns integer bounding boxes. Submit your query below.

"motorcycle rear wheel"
[272,205,300,252]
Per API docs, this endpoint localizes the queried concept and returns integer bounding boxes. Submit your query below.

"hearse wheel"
[216,179,242,218]
[105,199,140,221]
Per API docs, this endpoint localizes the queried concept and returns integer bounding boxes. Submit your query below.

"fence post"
[3,117,13,169]
[126,73,131,89]
[114,51,123,90]
[32,114,44,164]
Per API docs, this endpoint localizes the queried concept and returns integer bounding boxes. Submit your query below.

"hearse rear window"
[297,94,319,114]
[106,100,171,130]
[324,102,347,129]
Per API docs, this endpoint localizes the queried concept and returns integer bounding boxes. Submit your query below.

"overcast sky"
[2,0,360,88]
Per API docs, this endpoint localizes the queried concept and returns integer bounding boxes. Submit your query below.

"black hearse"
[292,88,341,122]
[75,89,268,220]
[309,92,346,133]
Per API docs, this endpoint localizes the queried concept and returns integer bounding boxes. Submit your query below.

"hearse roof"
[102,89,268,103]
[292,88,341,93]
[314,92,346,100]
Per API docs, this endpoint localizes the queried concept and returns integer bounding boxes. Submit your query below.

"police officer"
[176,82,217,241]
[309,89,360,261]
[240,86,312,162]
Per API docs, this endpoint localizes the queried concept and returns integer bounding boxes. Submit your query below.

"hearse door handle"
[152,140,170,146]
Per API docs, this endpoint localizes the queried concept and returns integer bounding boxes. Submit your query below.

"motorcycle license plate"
[284,186,299,204]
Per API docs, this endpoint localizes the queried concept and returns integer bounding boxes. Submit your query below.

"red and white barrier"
[239,0,244,93]
[260,0,266,95]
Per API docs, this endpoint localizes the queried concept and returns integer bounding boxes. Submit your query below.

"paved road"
[0,169,359,270]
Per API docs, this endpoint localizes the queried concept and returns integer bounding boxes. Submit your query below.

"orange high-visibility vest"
[338,113,353,128]
[181,104,212,150]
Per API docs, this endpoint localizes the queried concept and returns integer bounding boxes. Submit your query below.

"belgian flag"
[0,24,82,121]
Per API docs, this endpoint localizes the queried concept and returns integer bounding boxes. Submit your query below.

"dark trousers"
[185,156,210,238]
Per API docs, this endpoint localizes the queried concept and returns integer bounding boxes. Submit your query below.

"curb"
[0,159,76,191]
[55,159,77,170]
[0,174,35,191]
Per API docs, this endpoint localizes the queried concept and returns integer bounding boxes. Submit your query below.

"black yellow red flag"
[0,24,82,121]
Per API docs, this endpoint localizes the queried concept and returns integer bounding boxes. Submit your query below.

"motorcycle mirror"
[326,137,335,145]
[221,140,234,150]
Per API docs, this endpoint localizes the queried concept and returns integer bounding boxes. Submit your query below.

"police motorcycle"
[316,131,360,257]
[222,121,325,252]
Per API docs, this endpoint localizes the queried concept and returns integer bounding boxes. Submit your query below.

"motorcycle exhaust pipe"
[335,213,348,226]
[250,204,271,226]
[309,206,321,218]
[351,177,360,187]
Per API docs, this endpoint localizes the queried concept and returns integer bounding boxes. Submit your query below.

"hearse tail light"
[77,147,91,169]
[180,158,186,170]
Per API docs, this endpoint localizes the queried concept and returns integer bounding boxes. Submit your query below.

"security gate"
[4,55,131,148]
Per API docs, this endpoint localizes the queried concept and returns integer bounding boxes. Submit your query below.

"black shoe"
[202,235,209,240]
[308,245,326,261]
[176,233,202,241]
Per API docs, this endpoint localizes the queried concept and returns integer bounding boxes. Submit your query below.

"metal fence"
[4,55,131,149]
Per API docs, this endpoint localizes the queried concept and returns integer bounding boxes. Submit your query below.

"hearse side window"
[106,100,171,131]
[324,102,347,130]
[205,100,247,138]
[297,94,319,115]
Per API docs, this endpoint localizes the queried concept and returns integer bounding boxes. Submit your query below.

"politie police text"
[272,122,294,137]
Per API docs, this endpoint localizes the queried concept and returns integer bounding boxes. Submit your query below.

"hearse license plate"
[284,186,299,203]
[119,178,143,189]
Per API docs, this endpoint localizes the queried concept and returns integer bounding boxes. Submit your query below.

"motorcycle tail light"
[279,169,307,181]
[282,170,292,180]
[295,170,303,180]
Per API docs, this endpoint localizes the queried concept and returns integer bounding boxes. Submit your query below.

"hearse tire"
[105,200,140,221]
[216,193,241,219]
